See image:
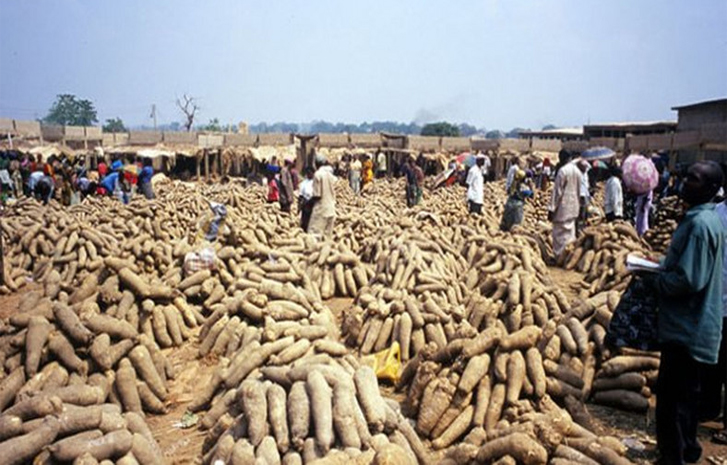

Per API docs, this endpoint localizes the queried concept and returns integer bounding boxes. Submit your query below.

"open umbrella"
[581,146,616,161]
[622,154,658,195]
[456,152,476,167]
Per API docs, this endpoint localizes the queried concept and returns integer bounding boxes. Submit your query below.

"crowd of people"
[0,151,155,205]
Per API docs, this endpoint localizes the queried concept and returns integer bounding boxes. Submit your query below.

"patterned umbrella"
[456,152,476,167]
[622,154,659,194]
[581,146,616,161]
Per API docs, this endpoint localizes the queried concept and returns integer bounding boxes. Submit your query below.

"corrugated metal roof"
[672,97,727,111]
[585,121,676,128]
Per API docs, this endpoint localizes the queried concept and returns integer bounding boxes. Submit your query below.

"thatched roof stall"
[99,144,199,176]
[28,144,82,162]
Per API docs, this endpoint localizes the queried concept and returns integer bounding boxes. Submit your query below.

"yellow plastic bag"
[361,341,401,384]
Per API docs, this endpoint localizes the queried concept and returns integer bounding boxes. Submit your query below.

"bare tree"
[176,94,199,132]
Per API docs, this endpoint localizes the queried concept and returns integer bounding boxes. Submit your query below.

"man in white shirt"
[308,156,337,238]
[604,166,624,222]
[376,151,387,179]
[466,155,486,214]
[349,156,362,195]
[548,150,583,260]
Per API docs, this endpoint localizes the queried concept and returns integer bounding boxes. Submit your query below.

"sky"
[0,0,726,131]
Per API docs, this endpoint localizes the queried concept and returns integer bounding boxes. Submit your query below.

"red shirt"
[98,162,108,177]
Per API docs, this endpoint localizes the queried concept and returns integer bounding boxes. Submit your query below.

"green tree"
[506,127,528,138]
[103,117,127,133]
[44,94,98,126]
[201,118,223,132]
[485,129,504,139]
[421,122,460,137]
[458,123,478,137]
[542,124,558,131]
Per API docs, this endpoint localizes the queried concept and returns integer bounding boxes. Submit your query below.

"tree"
[103,117,127,133]
[458,123,478,137]
[421,122,460,137]
[506,127,528,138]
[176,94,199,132]
[542,124,558,131]
[44,94,98,126]
[485,129,504,139]
[201,118,222,132]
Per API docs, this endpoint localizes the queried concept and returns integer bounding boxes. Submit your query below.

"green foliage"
[542,124,558,130]
[506,127,529,138]
[485,129,504,139]
[458,123,479,137]
[421,122,460,137]
[44,94,98,126]
[201,118,223,132]
[103,117,127,133]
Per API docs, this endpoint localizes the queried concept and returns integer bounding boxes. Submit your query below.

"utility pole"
[150,104,157,130]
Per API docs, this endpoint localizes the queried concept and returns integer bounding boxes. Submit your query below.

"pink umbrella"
[622,154,658,195]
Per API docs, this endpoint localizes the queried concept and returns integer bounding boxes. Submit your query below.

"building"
[672,98,727,132]
[671,97,727,163]
[518,127,584,141]
[583,121,676,139]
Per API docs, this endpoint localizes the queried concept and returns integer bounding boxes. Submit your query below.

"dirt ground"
[3,282,727,464]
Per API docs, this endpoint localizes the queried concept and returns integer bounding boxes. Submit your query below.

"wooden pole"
[196,156,201,182]
[205,150,210,181]
[0,225,4,287]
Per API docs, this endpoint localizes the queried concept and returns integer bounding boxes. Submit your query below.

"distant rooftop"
[521,127,583,136]
[585,121,676,128]
[672,97,727,111]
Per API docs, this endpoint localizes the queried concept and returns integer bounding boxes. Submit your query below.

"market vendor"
[308,155,337,238]
[643,160,724,465]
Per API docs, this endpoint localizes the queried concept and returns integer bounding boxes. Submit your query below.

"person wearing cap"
[548,150,582,261]
[466,154,486,214]
[308,155,337,238]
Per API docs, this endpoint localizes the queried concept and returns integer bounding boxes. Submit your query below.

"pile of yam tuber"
[0,176,663,464]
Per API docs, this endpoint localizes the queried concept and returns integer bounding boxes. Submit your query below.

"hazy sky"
[1,0,726,130]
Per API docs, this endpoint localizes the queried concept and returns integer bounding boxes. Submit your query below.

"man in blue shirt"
[645,160,724,465]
